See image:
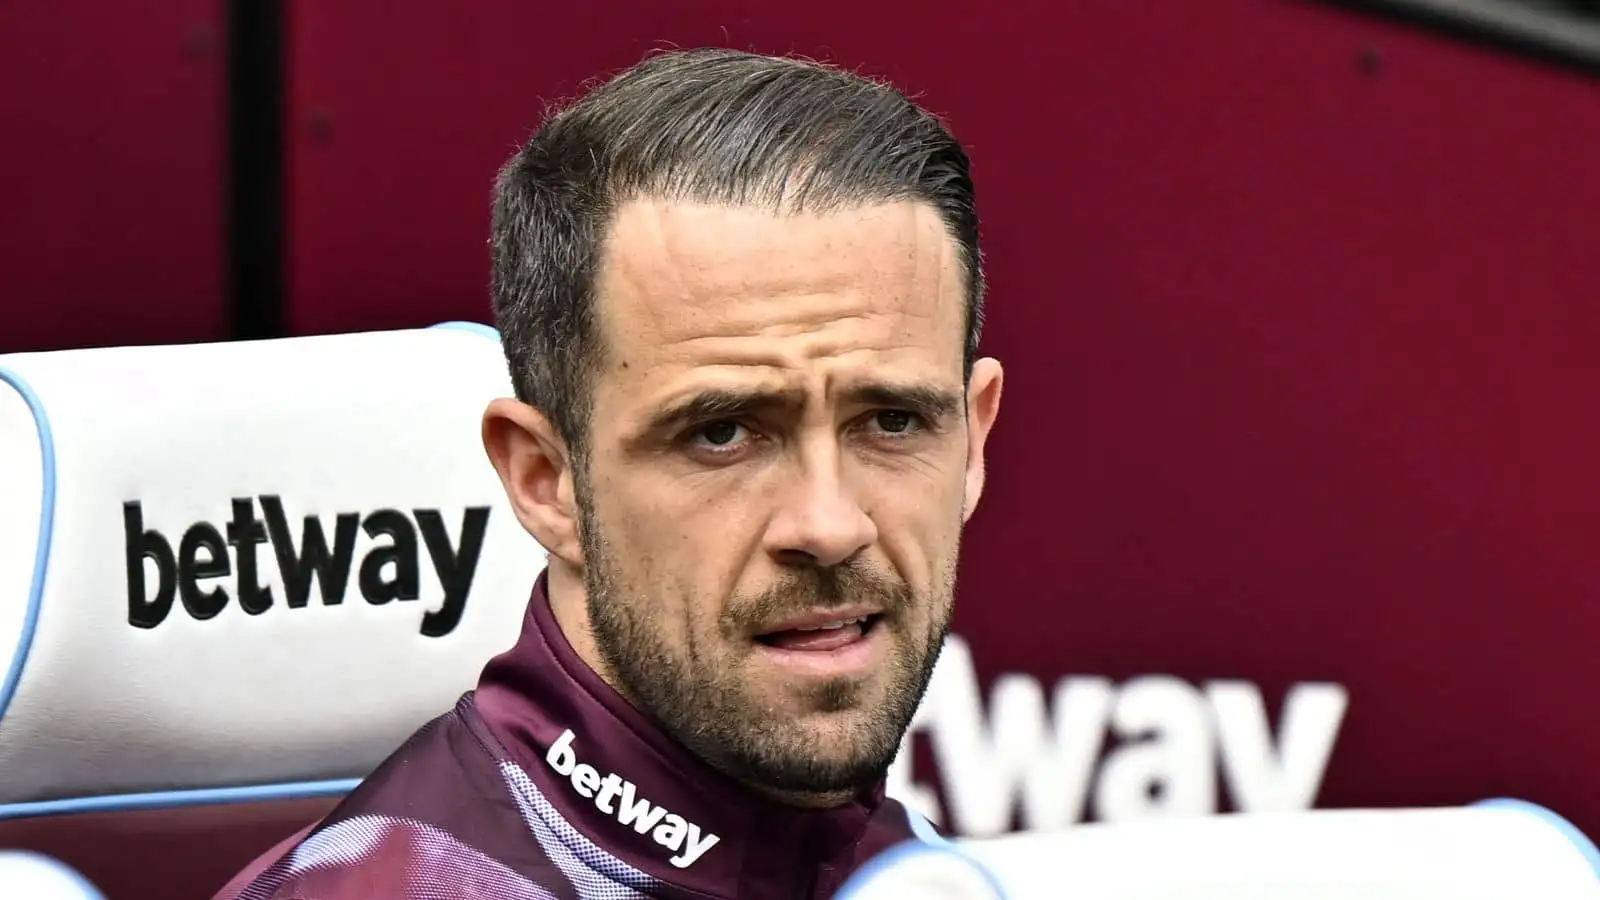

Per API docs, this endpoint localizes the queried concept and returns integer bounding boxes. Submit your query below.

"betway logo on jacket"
[545,729,721,869]
[124,495,488,637]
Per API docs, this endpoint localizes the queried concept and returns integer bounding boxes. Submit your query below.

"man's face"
[575,199,1000,799]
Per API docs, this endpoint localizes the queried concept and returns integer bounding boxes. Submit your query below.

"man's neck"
[469,572,898,896]
[544,561,608,679]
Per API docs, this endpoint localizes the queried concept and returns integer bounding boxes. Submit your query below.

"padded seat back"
[0,850,107,899]
[0,324,546,898]
[855,802,1600,900]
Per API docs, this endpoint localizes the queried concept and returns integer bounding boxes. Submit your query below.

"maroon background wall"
[4,0,1599,867]
[279,0,1600,836]
[0,1,227,354]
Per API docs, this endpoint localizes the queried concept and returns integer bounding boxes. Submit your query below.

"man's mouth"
[753,613,885,652]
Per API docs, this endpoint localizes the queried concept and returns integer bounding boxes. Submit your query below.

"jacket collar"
[473,572,888,897]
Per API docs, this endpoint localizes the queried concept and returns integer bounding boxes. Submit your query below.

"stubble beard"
[575,492,956,799]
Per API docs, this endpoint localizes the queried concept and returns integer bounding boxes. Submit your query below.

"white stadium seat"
[0,323,546,895]
[0,850,106,899]
[840,800,1600,899]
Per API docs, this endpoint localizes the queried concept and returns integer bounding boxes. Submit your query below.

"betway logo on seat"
[124,496,488,637]
[545,729,720,869]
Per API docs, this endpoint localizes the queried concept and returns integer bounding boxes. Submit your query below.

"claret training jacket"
[213,573,925,900]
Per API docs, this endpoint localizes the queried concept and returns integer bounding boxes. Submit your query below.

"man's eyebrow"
[645,387,804,433]
[643,382,966,434]
[844,383,966,421]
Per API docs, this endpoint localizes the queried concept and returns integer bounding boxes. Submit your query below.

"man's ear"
[961,357,1004,523]
[482,398,583,566]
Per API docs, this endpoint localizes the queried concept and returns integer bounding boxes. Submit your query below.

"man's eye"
[693,421,747,448]
[873,410,917,434]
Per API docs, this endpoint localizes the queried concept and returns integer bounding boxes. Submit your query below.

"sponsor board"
[890,637,1348,836]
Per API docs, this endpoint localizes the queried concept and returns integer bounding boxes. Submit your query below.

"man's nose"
[764,455,877,569]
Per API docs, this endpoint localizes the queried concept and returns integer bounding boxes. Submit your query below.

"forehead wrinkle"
[595,200,966,375]
[670,310,903,358]
[652,351,957,415]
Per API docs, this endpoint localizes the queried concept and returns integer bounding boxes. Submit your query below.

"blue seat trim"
[0,778,360,821]
[429,321,501,341]
[835,838,1011,900]
[0,367,56,732]
[1475,797,1600,879]
[905,806,951,845]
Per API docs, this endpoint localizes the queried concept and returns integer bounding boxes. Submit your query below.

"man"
[216,46,1003,899]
